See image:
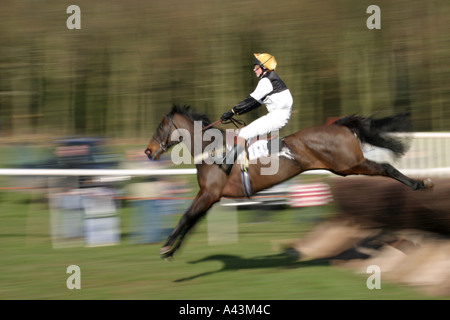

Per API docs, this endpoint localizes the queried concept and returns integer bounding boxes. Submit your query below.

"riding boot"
[237,148,249,173]
[219,144,244,175]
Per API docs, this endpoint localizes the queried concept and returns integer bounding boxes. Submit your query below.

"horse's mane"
[169,105,211,128]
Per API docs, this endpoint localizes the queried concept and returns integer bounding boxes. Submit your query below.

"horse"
[145,105,434,259]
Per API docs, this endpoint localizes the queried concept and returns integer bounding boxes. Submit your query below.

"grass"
[0,186,441,300]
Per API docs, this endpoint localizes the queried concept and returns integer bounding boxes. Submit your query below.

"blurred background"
[0,0,449,141]
[0,0,449,299]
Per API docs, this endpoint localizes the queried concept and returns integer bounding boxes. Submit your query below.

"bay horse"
[145,105,433,259]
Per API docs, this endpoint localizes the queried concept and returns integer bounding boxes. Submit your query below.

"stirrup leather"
[219,145,240,175]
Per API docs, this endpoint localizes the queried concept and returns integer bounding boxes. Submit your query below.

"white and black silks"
[232,71,290,116]
[233,70,293,141]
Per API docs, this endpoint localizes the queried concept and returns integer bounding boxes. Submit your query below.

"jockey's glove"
[221,110,234,121]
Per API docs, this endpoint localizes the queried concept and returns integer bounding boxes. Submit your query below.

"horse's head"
[145,113,182,160]
[145,105,213,160]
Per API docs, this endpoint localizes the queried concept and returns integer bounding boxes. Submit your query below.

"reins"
[202,117,246,131]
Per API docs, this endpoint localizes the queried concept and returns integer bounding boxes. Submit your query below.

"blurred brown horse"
[145,105,433,259]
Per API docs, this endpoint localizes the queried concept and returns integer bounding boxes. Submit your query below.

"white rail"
[363,132,450,170]
[0,167,449,177]
[0,168,197,176]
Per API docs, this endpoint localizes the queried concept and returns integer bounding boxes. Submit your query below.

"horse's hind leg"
[336,159,434,190]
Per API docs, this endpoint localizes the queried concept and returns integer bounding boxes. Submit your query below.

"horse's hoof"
[160,246,174,260]
[423,178,434,189]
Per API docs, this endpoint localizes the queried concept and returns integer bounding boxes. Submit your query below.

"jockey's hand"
[221,110,234,122]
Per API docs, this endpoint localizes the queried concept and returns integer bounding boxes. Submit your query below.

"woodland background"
[0,0,449,140]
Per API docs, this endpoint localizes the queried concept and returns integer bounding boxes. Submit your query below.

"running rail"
[0,168,197,176]
[0,167,449,176]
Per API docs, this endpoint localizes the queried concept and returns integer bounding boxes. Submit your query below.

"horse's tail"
[334,112,412,158]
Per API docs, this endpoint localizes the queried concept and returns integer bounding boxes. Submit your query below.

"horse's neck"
[174,116,217,157]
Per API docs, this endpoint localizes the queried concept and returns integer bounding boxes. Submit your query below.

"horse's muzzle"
[145,148,153,160]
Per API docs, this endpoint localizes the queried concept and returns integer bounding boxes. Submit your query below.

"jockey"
[220,53,293,174]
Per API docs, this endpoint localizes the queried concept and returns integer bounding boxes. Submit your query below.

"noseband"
[146,115,180,159]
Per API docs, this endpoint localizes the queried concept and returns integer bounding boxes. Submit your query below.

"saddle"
[201,119,284,198]
[220,132,282,161]
[223,134,284,199]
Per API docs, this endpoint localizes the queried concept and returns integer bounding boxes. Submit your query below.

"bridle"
[145,114,245,159]
[145,115,180,159]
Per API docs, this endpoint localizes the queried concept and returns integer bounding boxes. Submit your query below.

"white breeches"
[238,108,291,141]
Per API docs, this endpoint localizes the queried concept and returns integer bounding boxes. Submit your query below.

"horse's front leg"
[160,189,220,259]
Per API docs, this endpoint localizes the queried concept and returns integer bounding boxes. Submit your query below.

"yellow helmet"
[253,53,277,71]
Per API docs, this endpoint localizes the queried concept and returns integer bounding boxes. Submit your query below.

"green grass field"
[0,183,440,300]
